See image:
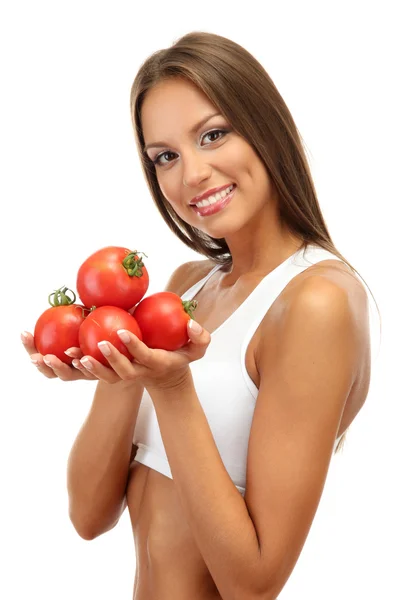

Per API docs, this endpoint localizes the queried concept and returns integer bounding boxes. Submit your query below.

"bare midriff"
[125,257,371,599]
[127,463,223,599]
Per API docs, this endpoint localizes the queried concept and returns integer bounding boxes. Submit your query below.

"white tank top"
[132,244,368,496]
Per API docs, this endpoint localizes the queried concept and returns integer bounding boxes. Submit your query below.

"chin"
[201,221,240,241]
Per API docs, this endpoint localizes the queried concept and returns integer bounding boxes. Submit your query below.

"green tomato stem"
[80,305,95,318]
[122,251,148,277]
[182,299,198,320]
[48,286,76,307]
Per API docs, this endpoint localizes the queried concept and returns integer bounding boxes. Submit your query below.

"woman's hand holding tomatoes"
[23,318,210,389]
[27,285,95,379]
[87,317,211,391]
[23,244,210,389]
[21,330,98,381]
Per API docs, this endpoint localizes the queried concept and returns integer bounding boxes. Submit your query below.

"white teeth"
[194,185,234,208]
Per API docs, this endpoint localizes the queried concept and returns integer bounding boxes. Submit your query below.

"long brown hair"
[130,31,381,453]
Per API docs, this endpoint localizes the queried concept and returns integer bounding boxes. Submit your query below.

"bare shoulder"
[266,258,368,329]
[284,262,368,343]
[297,261,370,323]
[164,258,216,296]
[269,273,362,350]
[292,264,367,308]
[284,257,366,297]
[256,261,370,384]
[296,266,370,365]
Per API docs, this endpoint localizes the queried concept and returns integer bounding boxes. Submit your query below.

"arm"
[147,277,362,599]
[67,380,144,540]
[67,259,198,540]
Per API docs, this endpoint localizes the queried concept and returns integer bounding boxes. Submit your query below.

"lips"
[190,183,235,206]
[191,185,236,217]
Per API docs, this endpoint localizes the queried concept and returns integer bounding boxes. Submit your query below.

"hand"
[90,320,210,390]
[21,331,98,381]
[22,320,210,388]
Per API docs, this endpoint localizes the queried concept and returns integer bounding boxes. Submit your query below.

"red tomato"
[76,246,149,311]
[131,292,198,351]
[34,287,87,365]
[79,306,143,366]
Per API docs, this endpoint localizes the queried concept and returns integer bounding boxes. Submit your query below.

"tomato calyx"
[122,251,148,277]
[47,286,93,319]
[77,305,98,319]
[81,305,96,318]
[182,299,198,320]
[48,286,77,307]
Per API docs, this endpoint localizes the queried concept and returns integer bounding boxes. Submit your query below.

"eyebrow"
[143,112,223,153]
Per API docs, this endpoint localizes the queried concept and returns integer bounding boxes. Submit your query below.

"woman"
[22,32,378,599]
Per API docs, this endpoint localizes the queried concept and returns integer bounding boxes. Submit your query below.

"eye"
[151,151,177,167]
[201,129,228,145]
[150,128,229,167]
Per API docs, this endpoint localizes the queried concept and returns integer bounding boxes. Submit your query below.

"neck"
[220,233,304,289]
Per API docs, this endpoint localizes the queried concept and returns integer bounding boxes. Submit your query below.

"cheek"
[156,175,175,204]
[222,141,258,181]
[157,177,184,213]
[245,147,271,186]
[221,145,245,172]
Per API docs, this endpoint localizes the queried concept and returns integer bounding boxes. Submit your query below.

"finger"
[71,359,100,379]
[21,332,83,362]
[30,354,58,379]
[174,320,212,363]
[187,319,210,342]
[115,330,155,367]
[64,346,84,359]
[78,354,125,384]
[96,338,144,381]
[21,331,39,357]
[41,354,91,381]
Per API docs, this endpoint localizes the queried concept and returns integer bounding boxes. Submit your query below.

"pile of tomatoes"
[34,246,198,366]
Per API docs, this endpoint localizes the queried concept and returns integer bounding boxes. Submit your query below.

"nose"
[182,151,212,188]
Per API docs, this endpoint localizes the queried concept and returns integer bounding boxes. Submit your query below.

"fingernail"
[117,329,130,343]
[72,359,80,368]
[81,357,93,369]
[30,357,38,365]
[64,349,73,356]
[21,331,29,343]
[98,341,111,356]
[188,319,202,334]
[43,358,52,367]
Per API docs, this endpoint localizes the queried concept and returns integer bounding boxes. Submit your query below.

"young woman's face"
[141,78,278,240]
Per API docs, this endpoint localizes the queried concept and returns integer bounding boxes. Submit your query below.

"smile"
[191,185,236,217]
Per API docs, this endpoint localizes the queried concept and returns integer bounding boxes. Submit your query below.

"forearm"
[148,373,262,600]
[67,379,144,539]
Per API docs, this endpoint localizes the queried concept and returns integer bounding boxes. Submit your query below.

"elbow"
[225,586,277,600]
[253,588,280,600]
[69,511,101,541]
[248,575,286,600]
[68,506,120,541]
[73,524,98,541]
[224,574,279,600]
[235,566,283,600]
[239,585,278,600]
[70,514,118,541]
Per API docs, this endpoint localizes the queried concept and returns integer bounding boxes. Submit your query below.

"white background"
[1,1,398,598]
